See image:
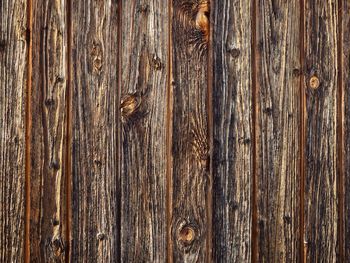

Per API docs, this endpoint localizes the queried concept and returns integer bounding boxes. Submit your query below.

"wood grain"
[30,0,68,261]
[211,0,252,262]
[342,0,349,259]
[304,0,339,261]
[120,0,168,261]
[255,1,301,262]
[70,0,120,261]
[169,0,211,262]
[0,0,27,261]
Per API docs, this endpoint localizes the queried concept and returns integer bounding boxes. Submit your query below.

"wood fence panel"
[70,0,120,261]
[120,0,168,262]
[3,1,350,262]
[304,0,339,261]
[30,0,68,261]
[0,0,27,262]
[211,0,252,262]
[255,1,301,262]
[169,0,211,262]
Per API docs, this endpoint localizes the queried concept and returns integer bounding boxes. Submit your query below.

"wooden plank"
[120,0,168,261]
[0,0,27,261]
[255,0,301,261]
[342,0,349,259]
[169,0,211,261]
[70,0,120,261]
[29,0,68,261]
[211,0,252,261]
[304,0,339,261]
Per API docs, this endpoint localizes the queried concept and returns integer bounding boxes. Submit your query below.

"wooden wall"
[0,0,349,262]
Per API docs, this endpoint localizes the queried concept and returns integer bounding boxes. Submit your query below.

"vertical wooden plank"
[0,0,27,261]
[304,0,339,261]
[120,0,168,261]
[70,0,119,261]
[169,0,211,262]
[30,0,68,261]
[211,0,252,261]
[255,0,301,262]
[341,0,349,259]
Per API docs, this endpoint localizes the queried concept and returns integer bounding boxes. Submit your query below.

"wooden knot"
[56,75,65,83]
[94,159,102,167]
[151,54,162,70]
[309,75,320,89]
[195,2,209,43]
[120,94,141,121]
[228,48,240,58]
[292,68,301,77]
[50,237,64,258]
[91,41,103,74]
[179,226,195,245]
[51,218,60,226]
[97,232,106,241]
[45,98,55,107]
[49,161,60,170]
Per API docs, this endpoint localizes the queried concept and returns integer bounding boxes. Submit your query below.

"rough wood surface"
[70,0,119,261]
[30,0,68,261]
[255,1,301,262]
[3,2,350,262]
[0,0,27,262]
[304,0,339,261]
[342,0,349,259]
[211,0,252,262]
[169,0,211,262]
[120,0,168,262]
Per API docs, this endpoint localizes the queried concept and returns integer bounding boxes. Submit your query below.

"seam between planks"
[299,0,306,261]
[24,0,33,261]
[337,0,345,261]
[250,0,258,261]
[65,0,72,261]
[166,0,173,261]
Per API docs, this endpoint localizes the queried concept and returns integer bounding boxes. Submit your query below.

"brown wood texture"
[255,1,301,262]
[120,0,168,261]
[169,0,212,262]
[70,0,120,261]
[304,0,339,261]
[2,1,350,262]
[30,0,68,261]
[343,0,350,259]
[211,0,252,262]
[0,0,27,262]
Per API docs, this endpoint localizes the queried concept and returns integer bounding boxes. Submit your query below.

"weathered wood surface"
[70,0,119,261]
[211,0,252,262]
[304,0,339,261]
[342,0,349,259]
[30,0,68,261]
[255,1,301,262]
[0,0,27,262]
[120,0,168,261]
[169,0,212,262]
[2,1,350,262]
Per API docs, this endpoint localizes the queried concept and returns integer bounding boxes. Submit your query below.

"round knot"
[179,226,195,244]
[120,94,141,121]
[309,75,320,89]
